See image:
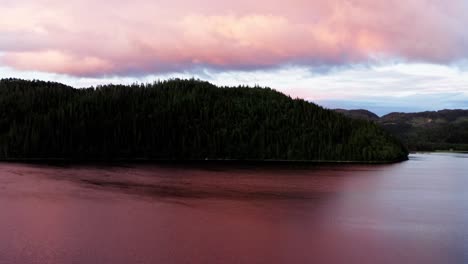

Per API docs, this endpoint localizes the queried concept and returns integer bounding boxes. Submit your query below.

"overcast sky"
[2,0,468,115]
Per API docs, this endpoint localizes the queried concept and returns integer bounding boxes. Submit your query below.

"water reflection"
[0,153,467,263]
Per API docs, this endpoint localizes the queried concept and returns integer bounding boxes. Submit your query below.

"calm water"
[0,153,467,264]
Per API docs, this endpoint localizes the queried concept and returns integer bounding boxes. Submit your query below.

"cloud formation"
[1,0,467,76]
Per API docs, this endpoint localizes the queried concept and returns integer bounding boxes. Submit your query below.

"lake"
[0,153,467,264]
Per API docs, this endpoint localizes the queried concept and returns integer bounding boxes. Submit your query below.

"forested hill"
[337,109,468,151]
[0,78,408,162]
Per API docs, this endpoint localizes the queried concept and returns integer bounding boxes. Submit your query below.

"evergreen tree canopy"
[0,78,408,162]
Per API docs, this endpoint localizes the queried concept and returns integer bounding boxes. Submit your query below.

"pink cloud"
[0,0,467,76]
[3,51,114,76]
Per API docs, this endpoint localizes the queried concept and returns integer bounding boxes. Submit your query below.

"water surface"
[0,153,467,263]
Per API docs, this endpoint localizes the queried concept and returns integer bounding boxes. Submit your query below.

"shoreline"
[411,150,468,154]
[0,157,409,166]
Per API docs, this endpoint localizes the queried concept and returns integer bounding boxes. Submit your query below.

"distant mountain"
[335,109,379,121]
[336,109,468,151]
[0,78,408,162]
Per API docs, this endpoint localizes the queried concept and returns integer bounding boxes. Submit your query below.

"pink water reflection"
[0,153,466,263]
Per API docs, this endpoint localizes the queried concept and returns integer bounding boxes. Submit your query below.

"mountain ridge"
[336,108,468,151]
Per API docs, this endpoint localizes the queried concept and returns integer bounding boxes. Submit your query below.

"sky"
[1,0,468,115]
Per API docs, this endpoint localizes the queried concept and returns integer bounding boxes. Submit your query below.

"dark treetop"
[0,78,408,162]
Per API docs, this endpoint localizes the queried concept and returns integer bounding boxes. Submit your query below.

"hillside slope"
[0,79,408,162]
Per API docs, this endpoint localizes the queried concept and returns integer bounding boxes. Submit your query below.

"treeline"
[0,78,408,162]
